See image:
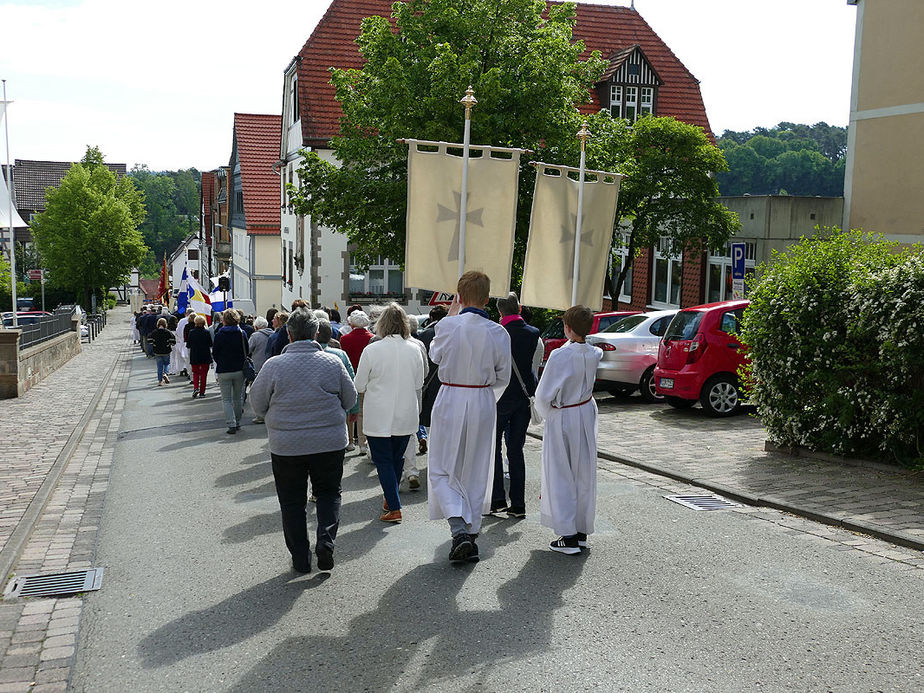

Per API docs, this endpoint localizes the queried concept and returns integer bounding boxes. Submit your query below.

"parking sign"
[731,243,746,280]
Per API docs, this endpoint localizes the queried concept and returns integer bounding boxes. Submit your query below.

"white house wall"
[231,226,253,306]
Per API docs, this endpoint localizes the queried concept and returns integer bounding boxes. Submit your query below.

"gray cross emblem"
[559,213,596,279]
[436,192,484,262]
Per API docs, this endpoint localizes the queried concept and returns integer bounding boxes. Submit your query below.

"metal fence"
[16,311,77,349]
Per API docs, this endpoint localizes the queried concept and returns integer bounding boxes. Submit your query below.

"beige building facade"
[844,0,924,242]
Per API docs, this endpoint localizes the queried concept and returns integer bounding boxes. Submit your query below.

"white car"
[586,309,678,402]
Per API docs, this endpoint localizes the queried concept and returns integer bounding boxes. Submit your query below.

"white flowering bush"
[740,229,923,467]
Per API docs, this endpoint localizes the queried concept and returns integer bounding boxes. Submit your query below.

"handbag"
[240,328,256,384]
[510,359,543,425]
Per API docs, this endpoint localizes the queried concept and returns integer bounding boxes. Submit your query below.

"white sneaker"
[359,446,368,456]
[346,443,356,452]
[252,416,264,424]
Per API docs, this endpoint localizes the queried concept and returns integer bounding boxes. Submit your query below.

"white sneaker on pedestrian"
[359,446,368,456]
[408,475,420,490]
[252,416,264,424]
[346,443,356,452]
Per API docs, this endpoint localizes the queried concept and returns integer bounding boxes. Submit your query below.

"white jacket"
[354,334,427,437]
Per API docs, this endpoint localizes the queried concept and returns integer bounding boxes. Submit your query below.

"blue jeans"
[156,355,171,382]
[368,435,410,512]
[216,371,245,428]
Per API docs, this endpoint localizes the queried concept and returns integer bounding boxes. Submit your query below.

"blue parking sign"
[731,242,746,280]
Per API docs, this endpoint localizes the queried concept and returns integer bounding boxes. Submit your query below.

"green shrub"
[741,228,923,466]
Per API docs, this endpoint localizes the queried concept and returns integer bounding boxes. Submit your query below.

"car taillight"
[687,333,706,364]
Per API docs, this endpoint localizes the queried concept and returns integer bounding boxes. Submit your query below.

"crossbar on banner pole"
[571,120,591,306]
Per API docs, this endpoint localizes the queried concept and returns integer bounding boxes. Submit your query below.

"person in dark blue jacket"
[186,315,213,398]
[491,292,543,518]
[212,310,250,434]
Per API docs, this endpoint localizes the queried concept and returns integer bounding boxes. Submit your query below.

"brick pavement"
[0,308,131,693]
[531,394,924,552]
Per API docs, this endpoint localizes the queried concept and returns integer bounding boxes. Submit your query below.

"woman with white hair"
[339,309,374,454]
[354,303,427,522]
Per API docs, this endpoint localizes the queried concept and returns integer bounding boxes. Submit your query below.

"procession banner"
[404,140,523,296]
[520,163,623,311]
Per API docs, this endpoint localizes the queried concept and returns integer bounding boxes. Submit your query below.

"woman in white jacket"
[354,303,427,523]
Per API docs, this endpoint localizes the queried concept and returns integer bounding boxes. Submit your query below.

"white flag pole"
[457,86,477,279]
[2,80,17,327]
[571,120,591,306]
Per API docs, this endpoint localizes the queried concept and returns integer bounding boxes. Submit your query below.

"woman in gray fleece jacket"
[249,308,357,574]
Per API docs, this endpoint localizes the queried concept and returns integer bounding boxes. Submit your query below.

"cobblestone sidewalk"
[532,394,924,551]
[0,309,132,692]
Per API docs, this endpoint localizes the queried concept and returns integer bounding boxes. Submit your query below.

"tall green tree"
[291,0,606,268]
[31,147,147,307]
[576,114,740,298]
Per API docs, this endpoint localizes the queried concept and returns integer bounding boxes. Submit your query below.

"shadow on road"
[226,548,586,691]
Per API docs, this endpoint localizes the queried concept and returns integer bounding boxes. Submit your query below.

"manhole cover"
[4,568,104,599]
[664,494,741,511]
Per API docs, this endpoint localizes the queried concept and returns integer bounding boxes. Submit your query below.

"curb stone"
[526,430,924,553]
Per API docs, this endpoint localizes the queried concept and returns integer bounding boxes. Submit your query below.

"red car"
[540,311,641,365]
[653,300,749,417]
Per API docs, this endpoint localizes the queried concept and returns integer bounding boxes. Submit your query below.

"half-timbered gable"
[598,45,663,122]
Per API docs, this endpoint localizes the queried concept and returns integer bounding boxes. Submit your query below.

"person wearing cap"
[490,292,543,518]
[340,309,374,455]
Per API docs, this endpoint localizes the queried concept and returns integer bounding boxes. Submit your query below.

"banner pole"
[571,120,591,306]
[2,80,17,326]
[458,86,477,279]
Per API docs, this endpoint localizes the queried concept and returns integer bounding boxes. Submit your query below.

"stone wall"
[0,321,82,398]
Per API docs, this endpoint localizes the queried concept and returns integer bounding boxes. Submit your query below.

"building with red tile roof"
[229,113,283,313]
[278,0,717,314]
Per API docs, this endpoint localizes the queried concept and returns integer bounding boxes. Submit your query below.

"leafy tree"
[291,0,606,269]
[716,122,847,196]
[31,147,147,307]
[579,115,740,298]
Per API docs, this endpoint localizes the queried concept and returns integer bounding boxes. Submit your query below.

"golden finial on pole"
[577,119,591,149]
[460,86,477,120]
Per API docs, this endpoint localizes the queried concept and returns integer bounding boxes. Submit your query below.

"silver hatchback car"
[586,309,678,402]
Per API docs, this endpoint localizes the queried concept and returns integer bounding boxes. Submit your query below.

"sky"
[0,0,858,172]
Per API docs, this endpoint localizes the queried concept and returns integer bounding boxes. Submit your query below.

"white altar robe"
[534,341,602,537]
[427,311,511,533]
[175,316,191,372]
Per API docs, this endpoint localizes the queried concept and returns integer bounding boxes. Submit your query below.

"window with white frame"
[624,86,638,122]
[640,87,654,116]
[609,85,623,119]
[349,256,404,297]
[611,232,633,302]
[706,241,756,303]
[651,236,682,307]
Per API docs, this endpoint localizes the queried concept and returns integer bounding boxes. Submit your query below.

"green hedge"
[740,228,923,467]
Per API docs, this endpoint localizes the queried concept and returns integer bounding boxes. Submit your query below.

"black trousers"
[270,449,345,563]
[492,400,530,509]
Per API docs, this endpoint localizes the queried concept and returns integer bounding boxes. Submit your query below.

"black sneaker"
[488,503,507,516]
[449,533,473,562]
[506,506,526,519]
[292,556,311,574]
[316,546,334,571]
[576,532,588,547]
[549,536,581,555]
[226,427,237,435]
[192,392,198,399]
[467,539,480,563]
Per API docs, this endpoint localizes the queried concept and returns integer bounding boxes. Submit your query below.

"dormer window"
[600,45,662,124]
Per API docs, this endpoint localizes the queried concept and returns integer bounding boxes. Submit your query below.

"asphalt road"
[71,351,924,692]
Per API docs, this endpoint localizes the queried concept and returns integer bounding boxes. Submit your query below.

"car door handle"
[727,343,740,349]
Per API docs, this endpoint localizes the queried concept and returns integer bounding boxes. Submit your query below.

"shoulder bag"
[510,359,543,425]
[240,328,256,383]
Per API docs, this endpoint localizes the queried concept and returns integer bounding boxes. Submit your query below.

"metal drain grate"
[664,494,741,511]
[4,568,103,599]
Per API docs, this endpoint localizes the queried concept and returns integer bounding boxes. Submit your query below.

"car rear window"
[602,314,647,333]
[664,311,703,341]
[541,319,565,340]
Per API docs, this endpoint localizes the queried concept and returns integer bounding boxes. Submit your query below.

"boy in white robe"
[427,271,511,562]
[534,305,602,555]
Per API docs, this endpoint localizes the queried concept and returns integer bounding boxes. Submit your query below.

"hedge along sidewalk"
[528,395,924,552]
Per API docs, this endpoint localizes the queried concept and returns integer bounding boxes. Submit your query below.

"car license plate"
[660,378,674,389]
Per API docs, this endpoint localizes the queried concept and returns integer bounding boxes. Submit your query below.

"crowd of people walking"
[132,271,600,573]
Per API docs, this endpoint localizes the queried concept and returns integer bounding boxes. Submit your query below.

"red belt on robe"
[552,397,592,409]
[442,382,491,388]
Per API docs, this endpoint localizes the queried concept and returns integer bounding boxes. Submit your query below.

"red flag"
[156,256,169,303]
